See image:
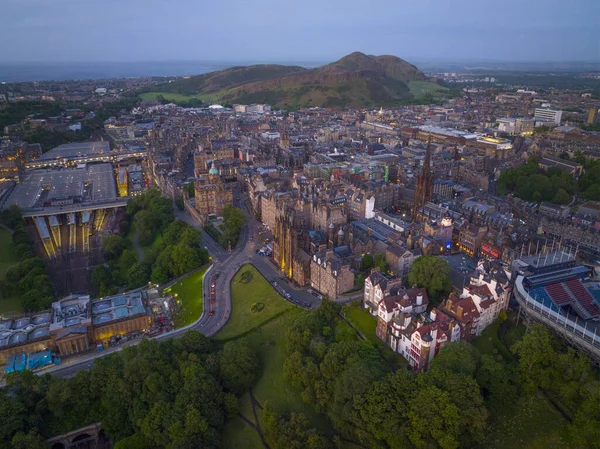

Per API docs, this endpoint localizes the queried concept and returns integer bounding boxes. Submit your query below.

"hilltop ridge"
[144,52,446,108]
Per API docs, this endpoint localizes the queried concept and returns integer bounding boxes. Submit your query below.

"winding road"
[32,195,323,380]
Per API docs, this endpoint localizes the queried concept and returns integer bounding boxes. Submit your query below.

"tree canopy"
[0,333,260,448]
[407,255,452,303]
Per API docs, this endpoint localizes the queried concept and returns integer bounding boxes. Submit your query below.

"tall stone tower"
[412,139,434,222]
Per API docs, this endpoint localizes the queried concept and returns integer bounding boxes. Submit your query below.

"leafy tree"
[220,204,245,246]
[511,324,559,392]
[0,204,23,229]
[102,234,125,259]
[552,188,570,205]
[14,243,35,261]
[408,255,452,303]
[582,182,600,200]
[21,290,53,312]
[361,254,374,272]
[184,182,195,198]
[11,230,30,246]
[263,402,331,449]
[92,265,113,288]
[180,227,201,247]
[151,264,171,285]
[421,370,488,447]
[113,434,153,449]
[127,262,150,288]
[219,341,259,394]
[373,253,388,272]
[171,244,201,277]
[354,273,365,289]
[429,342,479,376]
[351,369,415,447]
[10,430,46,449]
[475,355,518,412]
[569,390,600,449]
[163,220,189,246]
[117,250,138,273]
[406,386,461,449]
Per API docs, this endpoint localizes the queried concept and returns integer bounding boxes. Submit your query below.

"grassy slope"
[473,316,571,449]
[343,302,408,369]
[0,229,22,316]
[219,265,326,448]
[214,265,293,341]
[139,91,222,104]
[483,391,571,449]
[164,266,208,328]
[144,80,440,109]
[408,80,449,98]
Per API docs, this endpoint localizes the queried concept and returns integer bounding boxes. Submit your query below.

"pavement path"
[0,223,14,233]
[132,230,145,262]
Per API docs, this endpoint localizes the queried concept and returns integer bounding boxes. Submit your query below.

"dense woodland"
[0,333,257,448]
[278,302,600,449]
[92,190,210,296]
[1,300,598,448]
[497,154,600,203]
[0,205,55,312]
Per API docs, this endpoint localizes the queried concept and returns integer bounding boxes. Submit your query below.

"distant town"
[0,66,599,448]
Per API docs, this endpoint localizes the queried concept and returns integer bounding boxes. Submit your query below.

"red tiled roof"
[468,283,492,299]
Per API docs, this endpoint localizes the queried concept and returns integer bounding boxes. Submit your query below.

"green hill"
[143,52,447,108]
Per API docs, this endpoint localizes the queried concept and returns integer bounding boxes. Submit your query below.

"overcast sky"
[2,0,598,63]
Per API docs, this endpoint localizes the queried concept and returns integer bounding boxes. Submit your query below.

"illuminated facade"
[194,170,233,217]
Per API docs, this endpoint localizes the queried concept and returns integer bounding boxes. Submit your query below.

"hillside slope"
[160,64,307,95]
[148,52,443,108]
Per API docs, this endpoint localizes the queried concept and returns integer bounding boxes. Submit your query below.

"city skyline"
[1,0,598,63]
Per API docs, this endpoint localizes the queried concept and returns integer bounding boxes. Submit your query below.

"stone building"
[363,269,402,314]
[194,168,233,217]
[261,190,291,231]
[385,244,419,281]
[0,292,151,364]
[310,201,347,232]
[439,294,480,341]
[273,207,311,286]
[310,249,354,299]
[458,222,487,256]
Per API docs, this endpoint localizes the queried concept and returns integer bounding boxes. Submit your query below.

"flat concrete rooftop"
[38,141,110,161]
[3,163,117,211]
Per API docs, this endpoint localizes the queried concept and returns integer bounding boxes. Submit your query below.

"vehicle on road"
[208,311,214,317]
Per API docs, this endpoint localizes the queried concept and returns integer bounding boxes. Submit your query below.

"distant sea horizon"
[0,60,325,83]
[0,59,596,83]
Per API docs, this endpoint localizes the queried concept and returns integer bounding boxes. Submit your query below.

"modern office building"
[534,107,563,126]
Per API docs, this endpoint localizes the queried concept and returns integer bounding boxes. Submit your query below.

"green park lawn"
[165,266,208,328]
[342,302,408,369]
[0,228,23,316]
[343,302,378,343]
[482,391,571,449]
[408,80,449,98]
[222,416,264,449]
[222,308,328,449]
[139,91,222,104]
[214,265,294,341]
[218,265,327,448]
